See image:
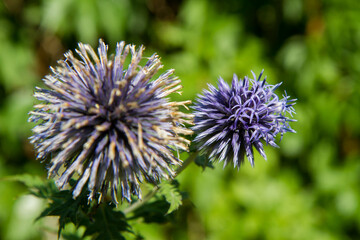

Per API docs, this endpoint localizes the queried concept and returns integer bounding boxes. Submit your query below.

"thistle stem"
[123,151,198,215]
[174,151,198,176]
[122,185,159,215]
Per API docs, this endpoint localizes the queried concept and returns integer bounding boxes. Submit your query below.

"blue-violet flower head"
[29,39,193,203]
[192,70,296,168]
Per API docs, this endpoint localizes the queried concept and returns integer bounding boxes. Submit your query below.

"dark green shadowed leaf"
[129,198,173,223]
[36,180,91,238]
[189,136,214,171]
[194,154,214,170]
[83,204,131,240]
[61,234,83,240]
[126,181,183,223]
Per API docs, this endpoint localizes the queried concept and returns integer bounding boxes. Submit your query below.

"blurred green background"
[1,0,360,239]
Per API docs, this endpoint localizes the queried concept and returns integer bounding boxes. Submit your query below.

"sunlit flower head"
[192,70,296,168]
[29,39,193,203]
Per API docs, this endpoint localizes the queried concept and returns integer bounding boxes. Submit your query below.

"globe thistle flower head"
[29,39,193,203]
[192,70,296,168]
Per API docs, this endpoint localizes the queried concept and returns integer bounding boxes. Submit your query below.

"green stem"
[123,151,198,215]
[122,185,159,215]
[174,151,198,176]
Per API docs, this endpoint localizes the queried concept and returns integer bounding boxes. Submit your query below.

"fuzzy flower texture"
[193,71,296,168]
[29,40,193,203]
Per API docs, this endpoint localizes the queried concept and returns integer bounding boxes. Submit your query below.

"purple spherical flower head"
[192,70,296,168]
[29,39,193,203]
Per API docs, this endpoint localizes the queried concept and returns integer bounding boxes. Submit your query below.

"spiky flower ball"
[192,70,296,168]
[29,39,193,203]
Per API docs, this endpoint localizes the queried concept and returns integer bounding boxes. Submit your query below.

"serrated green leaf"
[2,174,58,198]
[5,174,133,239]
[2,174,43,187]
[37,188,91,238]
[159,181,182,214]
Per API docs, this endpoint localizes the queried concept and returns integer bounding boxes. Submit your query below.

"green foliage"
[82,205,130,240]
[6,175,133,239]
[158,181,183,214]
[1,0,360,239]
[189,136,214,170]
[130,199,174,224]
[36,185,90,237]
[194,154,214,171]
[4,174,58,201]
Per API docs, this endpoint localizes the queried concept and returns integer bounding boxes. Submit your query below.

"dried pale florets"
[192,70,296,168]
[29,39,193,203]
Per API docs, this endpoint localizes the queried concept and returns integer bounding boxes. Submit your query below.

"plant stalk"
[123,151,198,215]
